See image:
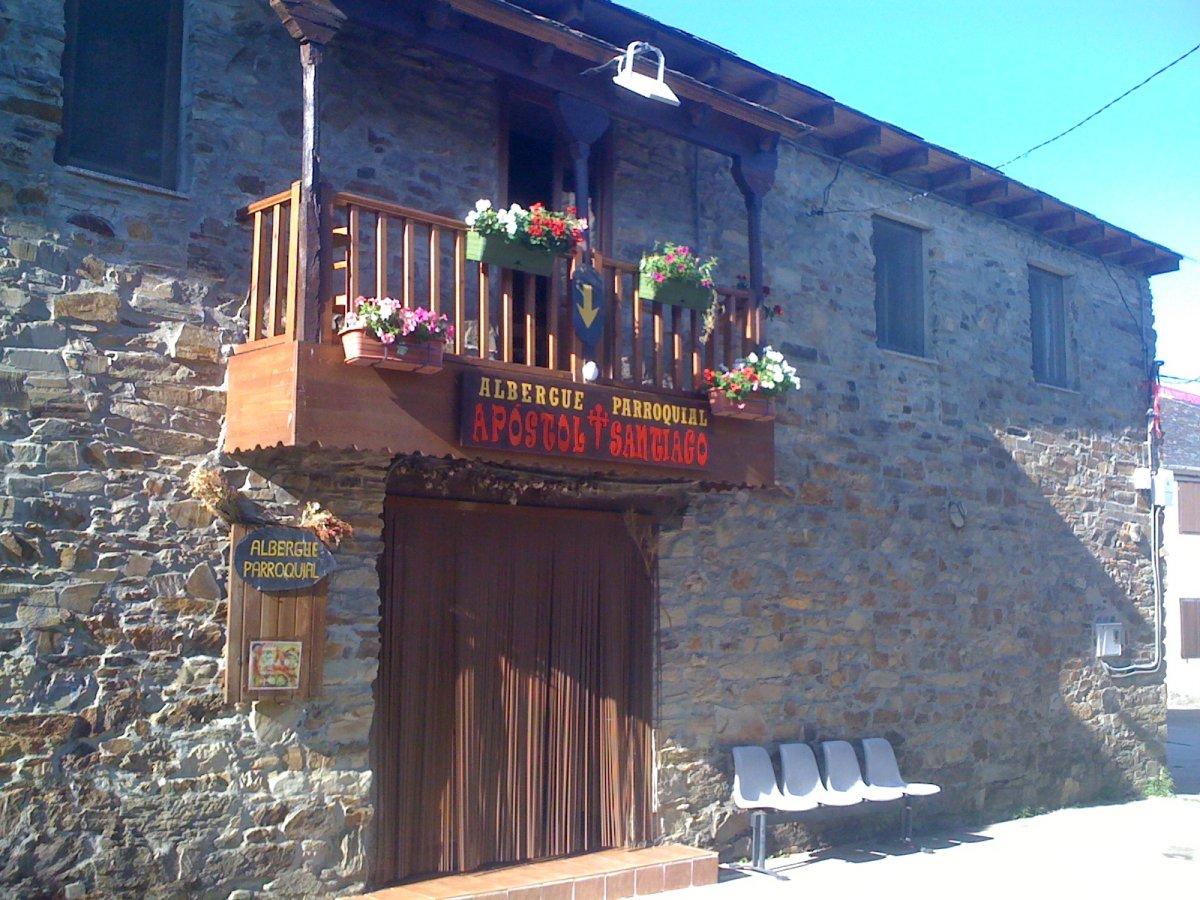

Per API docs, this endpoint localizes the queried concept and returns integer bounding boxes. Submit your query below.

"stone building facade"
[0,0,1175,896]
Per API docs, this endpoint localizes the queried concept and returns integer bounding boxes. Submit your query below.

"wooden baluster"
[705,295,717,373]
[346,205,360,309]
[739,296,748,355]
[402,217,415,308]
[523,271,536,366]
[566,256,578,378]
[429,226,441,314]
[285,181,301,339]
[477,263,490,359]
[500,268,514,363]
[547,259,559,370]
[652,302,664,389]
[671,306,683,391]
[249,210,265,341]
[267,203,284,338]
[375,212,388,300]
[690,308,701,390]
[454,231,466,355]
[631,280,643,386]
[608,266,623,382]
[723,294,735,368]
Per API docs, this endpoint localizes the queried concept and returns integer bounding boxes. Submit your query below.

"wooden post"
[554,95,611,256]
[732,142,778,351]
[298,41,324,342]
[268,0,346,341]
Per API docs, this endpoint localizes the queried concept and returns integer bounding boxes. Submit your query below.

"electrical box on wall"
[1153,470,1176,508]
[1095,622,1125,658]
[1131,467,1152,491]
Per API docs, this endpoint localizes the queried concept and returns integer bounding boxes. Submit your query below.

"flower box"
[466,231,558,277]
[708,389,776,422]
[638,273,713,311]
[339,327,445,374]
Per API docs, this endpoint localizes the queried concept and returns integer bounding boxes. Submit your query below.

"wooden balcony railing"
[240,183,762,396]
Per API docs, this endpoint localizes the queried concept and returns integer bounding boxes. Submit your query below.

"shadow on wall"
[655,404,1166,859]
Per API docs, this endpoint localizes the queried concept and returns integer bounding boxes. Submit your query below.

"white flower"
[465,211,478,227]
[505,219,518,236]
[766,349,783,362]
[475,198,492,212]
[577,219,588,231]
[746,352,758,364]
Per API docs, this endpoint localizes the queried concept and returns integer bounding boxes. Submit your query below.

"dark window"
[1182,599,1200,659]
[872,217,925,356]
[1180,481,1200,535]
[56,0,183,189]
[1029,267,1069,387]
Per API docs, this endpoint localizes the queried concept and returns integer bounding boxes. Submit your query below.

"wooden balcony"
[226,184,774,486]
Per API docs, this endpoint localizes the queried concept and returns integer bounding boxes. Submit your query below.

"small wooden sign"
[234,525,336,592]
[459,370,713,471]
[225,524,327,703]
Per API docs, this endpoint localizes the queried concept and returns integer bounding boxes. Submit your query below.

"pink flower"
[379,332,395,345]
[653,272,665,283]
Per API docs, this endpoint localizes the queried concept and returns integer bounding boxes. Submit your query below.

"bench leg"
[901,797,914,843]
[752,809,768,869]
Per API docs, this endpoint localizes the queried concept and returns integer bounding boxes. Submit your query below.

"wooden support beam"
[555,94,611,258]
[1060,223,1105,245]
[741,80,780,106]
[880,146,929,176]
[964,180,1008,205]
[531,43,555,70]
[925,163,972,189]
[795,103,835,128]
[1142,255,1181,276]
[732,143,778,313]
[690,56,722,84]
[551,0,584,25]
[826,124,881,156]
[268,0,346,44]
[996,196,1043,219]
[1031,210,1076,233]
[1089,235,1133,256]
[1115,246,1158,268]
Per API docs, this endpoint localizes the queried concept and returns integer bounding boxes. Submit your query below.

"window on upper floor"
[56,0,184,190]
[871,216,925,357]
[1180,480,1200,535]
[1029,266,1070,388]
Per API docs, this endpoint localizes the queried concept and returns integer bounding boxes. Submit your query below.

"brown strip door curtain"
[375,498,656,885]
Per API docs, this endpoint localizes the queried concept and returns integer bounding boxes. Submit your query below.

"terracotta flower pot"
[466,231,558,276]
[708,389,776,422]
[638,273,713,311]
[339,328,445,374]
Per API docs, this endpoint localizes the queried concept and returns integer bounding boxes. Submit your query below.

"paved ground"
[1168,707,1200,794]
[664,797,1200,898]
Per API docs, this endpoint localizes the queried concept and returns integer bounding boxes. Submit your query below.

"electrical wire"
[996,41,1200,171]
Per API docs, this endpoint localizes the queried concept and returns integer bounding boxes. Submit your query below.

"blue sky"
[626,0,1200,385]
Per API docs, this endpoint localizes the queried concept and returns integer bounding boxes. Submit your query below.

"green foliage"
[1014,805,1049,819]
[1143,772,1175,798]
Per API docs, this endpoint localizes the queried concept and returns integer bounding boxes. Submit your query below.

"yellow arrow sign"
[576,283,600,329]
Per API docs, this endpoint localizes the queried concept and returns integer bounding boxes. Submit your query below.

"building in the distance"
[1161,387,1200,707]
[0,0,1183,896]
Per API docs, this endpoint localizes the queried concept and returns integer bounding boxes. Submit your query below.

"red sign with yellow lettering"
[459,370,712,470]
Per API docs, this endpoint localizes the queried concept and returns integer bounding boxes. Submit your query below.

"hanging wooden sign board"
[224,523,328,703]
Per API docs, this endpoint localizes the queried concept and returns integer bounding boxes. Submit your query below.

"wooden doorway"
[373,498,656,886]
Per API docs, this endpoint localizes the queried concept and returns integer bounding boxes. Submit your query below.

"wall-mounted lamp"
[611,42,680,106]
[581,360,599,382]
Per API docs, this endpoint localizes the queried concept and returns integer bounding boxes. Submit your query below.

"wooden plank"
[309,580,327,697]
[430,225,441,314]
[267,204,284,338]
[689,308,701,390]
[454,231,466,355]
[376,212,389,300]
[277,589,296,640]
[249,211,266,342]
[293,587,313,698]
[225,524,247,703]
[347,204,361,307]
[285,180,302,338]
[523,271,536,366]
[241,569,263,699]
[547,258,559,370]
[607,266,623,382]
[238,186,297,218]
[652,302,664,389]
[478,263,490,359]
[631,280,643,386]
[402,217,415,308]
[501,267,513,363]
[671,305,683,390]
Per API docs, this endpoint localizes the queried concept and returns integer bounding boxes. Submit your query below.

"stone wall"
[0,0,1167,895]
